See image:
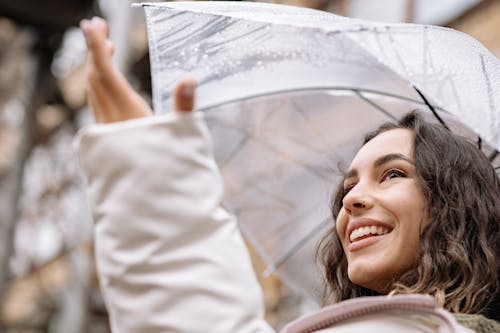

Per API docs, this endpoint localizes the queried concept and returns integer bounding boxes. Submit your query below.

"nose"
[342,186,373,215]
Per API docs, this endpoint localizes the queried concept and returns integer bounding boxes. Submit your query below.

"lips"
[346,218,394,244]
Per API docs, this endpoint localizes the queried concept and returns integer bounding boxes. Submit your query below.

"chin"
[347,265,392,293]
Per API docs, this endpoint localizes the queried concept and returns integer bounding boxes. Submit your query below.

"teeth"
[349,225,390,242]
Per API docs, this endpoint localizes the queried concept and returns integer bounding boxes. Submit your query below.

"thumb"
[174,78,196,112]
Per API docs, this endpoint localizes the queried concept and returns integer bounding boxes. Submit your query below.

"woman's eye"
[383,169,406,181]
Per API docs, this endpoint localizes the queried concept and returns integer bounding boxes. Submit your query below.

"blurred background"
[0,0,498,332]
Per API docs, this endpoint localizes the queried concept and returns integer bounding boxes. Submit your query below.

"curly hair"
[317,111,500,320]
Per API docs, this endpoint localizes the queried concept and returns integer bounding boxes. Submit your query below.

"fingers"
[81,17,152,123]
[81,17,196,121]
[80,17,113,75]
[87,79,115,123]
[174,78,196,112]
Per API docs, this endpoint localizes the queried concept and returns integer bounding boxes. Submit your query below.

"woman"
[78,17,499,332]
[318,113,500,323]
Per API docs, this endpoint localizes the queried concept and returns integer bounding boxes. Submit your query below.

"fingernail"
[91,16,102,28]
[182,82,195,98]
[80,19,90,36]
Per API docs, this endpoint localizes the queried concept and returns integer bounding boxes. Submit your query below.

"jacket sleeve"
[75,112,275,333]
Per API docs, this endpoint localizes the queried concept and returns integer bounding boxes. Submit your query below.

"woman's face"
[336,128,428,293]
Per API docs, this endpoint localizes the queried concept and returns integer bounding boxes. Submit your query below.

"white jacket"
[76,112,473,333]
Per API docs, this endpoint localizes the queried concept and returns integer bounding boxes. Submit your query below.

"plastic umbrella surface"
[137,1,500,301]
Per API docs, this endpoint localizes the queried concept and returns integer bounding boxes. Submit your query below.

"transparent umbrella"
[136,1,500,301]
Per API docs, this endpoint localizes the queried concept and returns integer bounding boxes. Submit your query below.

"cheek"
[335,209,348,242]
[408,188,428,230]
[396,189,428,255]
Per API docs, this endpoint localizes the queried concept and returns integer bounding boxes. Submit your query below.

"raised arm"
[77,17,274,333]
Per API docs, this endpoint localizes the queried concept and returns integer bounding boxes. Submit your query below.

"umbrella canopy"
[137,1,500,301]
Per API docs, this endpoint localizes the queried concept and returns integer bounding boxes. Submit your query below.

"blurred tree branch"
[0,29,58,328]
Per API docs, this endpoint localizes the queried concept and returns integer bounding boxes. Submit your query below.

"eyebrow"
[345,153,414,180]
[374,153,414,168]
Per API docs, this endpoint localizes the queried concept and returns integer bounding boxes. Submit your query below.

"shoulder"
[453,313,500,333]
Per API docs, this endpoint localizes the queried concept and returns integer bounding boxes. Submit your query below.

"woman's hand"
[80,17,195,123]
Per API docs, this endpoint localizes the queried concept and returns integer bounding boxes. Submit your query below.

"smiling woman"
[77,16,499,333]
[319,112,500,320]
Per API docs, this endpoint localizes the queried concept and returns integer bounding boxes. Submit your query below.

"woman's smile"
[346,217,394,251]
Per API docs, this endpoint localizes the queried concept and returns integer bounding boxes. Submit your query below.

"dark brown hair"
[318,111,500,320]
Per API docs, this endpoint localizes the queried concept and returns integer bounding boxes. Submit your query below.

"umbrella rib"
[479,55,500,154]
[414,85,495,158]
[273,217,331,270]
[204,116,331,180]
[386,28,411,78]
[353,90,398,121]
[198,87,447,113]
[290,100,334,151]
[245,185,294,210]
[267,204,324,242]
[479,54,496,115]
[234,203,291,217]
[489,150,499,162]
[251,97,333,154]
[207,114,326,155]
[413,86,450,130]
[220,134,250,169]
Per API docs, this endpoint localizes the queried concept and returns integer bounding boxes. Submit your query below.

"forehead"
[349,128,415,168]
